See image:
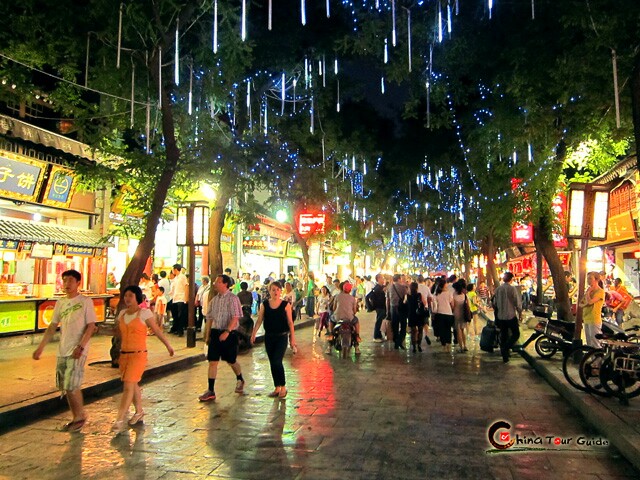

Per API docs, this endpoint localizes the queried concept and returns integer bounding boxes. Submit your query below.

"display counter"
[0,294,113,336]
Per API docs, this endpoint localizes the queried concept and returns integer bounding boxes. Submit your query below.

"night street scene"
[1,1,640,479]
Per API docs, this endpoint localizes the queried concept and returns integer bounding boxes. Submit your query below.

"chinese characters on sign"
[42,165,75,207]
[242,238,267,250]
[296,213,327,235]
[0,153,46,202]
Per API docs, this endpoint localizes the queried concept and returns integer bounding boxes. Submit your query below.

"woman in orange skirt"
[112,285,174,434]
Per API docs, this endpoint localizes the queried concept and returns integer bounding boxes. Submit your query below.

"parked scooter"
[523,304,624,358]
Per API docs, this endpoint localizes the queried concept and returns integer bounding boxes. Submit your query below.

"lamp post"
[176,202,210,348]
[566,182,610,344]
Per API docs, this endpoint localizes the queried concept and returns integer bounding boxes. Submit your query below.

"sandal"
[278,388,288,398]
[111,420,127,435]
[61,418,86,432]
[128,411,145,426]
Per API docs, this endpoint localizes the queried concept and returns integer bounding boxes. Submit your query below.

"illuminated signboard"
[552,192,568,247]
[297,213,326,235]
[0,152,47,202]
[243,237,267,250]
[512,223,534,244]
[42,165,75,208]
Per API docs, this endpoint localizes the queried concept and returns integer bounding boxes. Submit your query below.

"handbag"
[463,294,473,323]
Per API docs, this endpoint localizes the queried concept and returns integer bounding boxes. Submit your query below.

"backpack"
[365,290,376,312]
[365,285,385,312]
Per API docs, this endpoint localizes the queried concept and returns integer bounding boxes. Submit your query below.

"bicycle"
[598,337,640,405]
[577,326,639,397]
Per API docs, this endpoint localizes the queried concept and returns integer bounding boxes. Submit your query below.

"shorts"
[119,351,148,383]
[56,355,87,392]
[207,329,239,363]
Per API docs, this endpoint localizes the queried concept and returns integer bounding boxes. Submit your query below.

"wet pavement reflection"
[0,312,638,479]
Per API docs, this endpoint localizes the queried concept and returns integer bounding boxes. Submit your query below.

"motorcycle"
[327,320,359,358]
[523,308,625,359]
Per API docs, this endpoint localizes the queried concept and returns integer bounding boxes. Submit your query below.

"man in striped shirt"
[199,274,245,402]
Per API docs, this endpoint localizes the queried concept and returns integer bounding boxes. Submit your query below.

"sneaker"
[373,338,383,343]
[198,390,216,402]
[235,380,245,393]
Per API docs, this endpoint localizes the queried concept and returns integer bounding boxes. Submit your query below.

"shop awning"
[0,219,112,247]
[0,114,96,161]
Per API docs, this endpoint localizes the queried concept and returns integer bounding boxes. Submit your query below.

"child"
[155,286,168,329]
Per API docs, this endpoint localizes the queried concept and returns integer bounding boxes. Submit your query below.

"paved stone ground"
[0,313,637,480]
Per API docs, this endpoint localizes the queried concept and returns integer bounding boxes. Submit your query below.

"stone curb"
[521,349,640,472]
[0,319,315,434]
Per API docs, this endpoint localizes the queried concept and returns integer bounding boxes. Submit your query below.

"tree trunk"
[632,49,640,169]
[118,74,179,303]
[291,229,310,274]
[111,63,179,366]
[484,232,499,293]
[208,182,233,280]
[534,210,572,321]
[349,246,357,278]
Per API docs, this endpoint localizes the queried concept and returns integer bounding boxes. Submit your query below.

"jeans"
[374,308,386,339]
[306,295,315,317]
[614,309,624,326]
[496,317,520,360]
[391,305,407,347]
[265,334,288,387]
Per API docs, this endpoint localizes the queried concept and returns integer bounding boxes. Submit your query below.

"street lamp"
[566,182,610,344]
[176,202,210,348]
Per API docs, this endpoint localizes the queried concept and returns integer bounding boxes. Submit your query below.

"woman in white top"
[432,278,455,353]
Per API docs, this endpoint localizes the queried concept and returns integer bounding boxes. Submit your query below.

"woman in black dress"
[251,282,297,398]
[407,282,427,353]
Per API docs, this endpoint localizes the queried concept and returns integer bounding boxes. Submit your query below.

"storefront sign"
[243,237,267,250]
[552,192,568,247]
[54,244,65,255]
[0,153,46,202]
[512,223,534,243]
[37,300,57,329]
[19,241,33,253]
[38,298,106,328]
[41,165,75,208]
[0,239,19,250]
[30,243,54,259]
[297,213,326,235]
[67,246,95,257]
[0,302,36,334]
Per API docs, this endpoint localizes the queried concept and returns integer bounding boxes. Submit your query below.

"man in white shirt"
[170,263,189,336]
[33,269,97,433]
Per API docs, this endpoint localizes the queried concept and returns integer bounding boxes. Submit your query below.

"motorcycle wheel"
[578,349,610,397]
[599,354,640,399]
[534,336,558,359]
[341,331,351,358]
[562,345,593,392]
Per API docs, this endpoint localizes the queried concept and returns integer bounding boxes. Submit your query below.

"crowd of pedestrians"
[40,264,625,436]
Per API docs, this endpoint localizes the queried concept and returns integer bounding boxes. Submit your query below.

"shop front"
[0,145,111,336]
[240,215,296,279]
